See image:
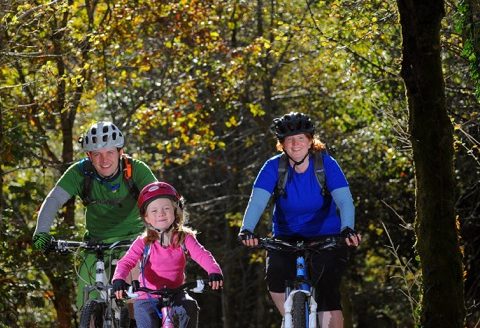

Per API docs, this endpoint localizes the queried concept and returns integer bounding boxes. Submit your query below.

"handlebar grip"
[191,279,206,293]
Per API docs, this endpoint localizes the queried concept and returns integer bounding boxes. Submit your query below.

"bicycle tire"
[291,292,307,328]
[79,300,106,328]
[117,305,131,328]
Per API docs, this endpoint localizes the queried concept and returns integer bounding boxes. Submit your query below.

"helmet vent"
[271,112,315,140]
[80,122,125,151]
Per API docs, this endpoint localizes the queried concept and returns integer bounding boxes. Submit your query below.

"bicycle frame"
[128,279,208,328]
[258,236,344,328]
[283,241,317,328]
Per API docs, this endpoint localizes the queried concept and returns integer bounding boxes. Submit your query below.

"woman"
[239,112,361,328]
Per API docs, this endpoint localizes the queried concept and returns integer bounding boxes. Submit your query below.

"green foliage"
[456,0,480,100]
[0,0,478,326]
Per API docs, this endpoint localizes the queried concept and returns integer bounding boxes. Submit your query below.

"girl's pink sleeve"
[185,234,222,275]
[112,236,144,281]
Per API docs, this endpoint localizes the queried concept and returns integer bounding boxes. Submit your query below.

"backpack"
[274,150,331,201]
[80,154,139,206]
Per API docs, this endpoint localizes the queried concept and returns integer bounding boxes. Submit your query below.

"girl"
[112,181,223,328]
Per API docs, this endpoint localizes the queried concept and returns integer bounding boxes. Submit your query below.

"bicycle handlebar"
[257,236,346,253]
[49,239,133,253]
[128,279,210,299]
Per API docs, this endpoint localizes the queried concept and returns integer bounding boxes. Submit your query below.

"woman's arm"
[331,186,355,231]
[240,187,271,233]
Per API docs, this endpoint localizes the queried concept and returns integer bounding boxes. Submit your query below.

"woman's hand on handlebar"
[341,227,361,247]
[238,230,258,247]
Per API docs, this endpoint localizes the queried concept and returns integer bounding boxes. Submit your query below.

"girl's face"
[282,133,312,161]
[144,198,176,232]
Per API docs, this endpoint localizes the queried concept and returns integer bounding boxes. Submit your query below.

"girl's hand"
[208,273,224,290]
[112,279,128,299]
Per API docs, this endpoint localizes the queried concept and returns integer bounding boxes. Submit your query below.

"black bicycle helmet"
[271,112,315,140]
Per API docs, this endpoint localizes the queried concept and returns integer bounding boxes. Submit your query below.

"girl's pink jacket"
[112,233,222,299]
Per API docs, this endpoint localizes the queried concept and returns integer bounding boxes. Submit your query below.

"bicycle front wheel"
[117,305,131,328]
[80,300,106,328]
[291,292,307,328]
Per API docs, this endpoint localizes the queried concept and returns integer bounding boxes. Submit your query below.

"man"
[33,121,158,308]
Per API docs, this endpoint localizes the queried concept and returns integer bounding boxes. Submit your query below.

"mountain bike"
[50,238,133,328]
[257,236,345,328]
[126,279,210,328]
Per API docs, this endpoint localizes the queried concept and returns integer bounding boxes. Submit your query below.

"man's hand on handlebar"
[238,230,258,247]
[32,232,54,254]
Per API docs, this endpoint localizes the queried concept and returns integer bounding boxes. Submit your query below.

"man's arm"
[34,186,71,234]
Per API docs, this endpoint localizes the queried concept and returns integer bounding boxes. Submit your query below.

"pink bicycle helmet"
[137,182,183,215]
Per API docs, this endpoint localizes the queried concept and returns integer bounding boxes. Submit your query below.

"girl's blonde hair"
[142,198,197,247]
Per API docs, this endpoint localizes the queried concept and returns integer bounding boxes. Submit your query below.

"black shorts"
[265,243,349,311]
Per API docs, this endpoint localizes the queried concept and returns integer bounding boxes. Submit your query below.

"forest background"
[1,0,479,327]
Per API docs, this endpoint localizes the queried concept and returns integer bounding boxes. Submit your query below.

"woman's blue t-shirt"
[253,153,349,238]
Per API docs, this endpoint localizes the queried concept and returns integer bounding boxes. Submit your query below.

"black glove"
[208,273,224,284]
[341,227,358,243]
[112,279,128,294]
[238,229,256,242]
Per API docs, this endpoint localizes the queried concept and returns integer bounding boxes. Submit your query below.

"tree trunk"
[396,1,465,327]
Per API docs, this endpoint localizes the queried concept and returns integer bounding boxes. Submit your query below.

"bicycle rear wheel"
[291,292,307,328]
[80,300,106,328]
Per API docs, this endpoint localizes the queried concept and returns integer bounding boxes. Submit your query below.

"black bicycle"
[127,279,210,328]
[50,238,133,328]
[256,236,346,328]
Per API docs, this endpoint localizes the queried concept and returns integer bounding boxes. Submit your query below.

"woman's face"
[144,198,176,232]
[282,133,312,161]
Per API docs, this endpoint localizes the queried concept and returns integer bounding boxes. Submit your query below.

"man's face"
[87,147,123,178]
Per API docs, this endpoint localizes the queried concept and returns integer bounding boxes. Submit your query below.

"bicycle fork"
[161,306,175,328]
[283,256,318,328]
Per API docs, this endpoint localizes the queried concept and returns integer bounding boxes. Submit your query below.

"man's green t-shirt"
[57,157,157,242]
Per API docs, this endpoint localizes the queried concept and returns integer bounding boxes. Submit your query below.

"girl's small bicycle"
[257,236,346,328]
[126,279,210,328]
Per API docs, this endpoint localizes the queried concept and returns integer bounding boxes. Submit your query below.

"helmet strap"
[284,151,309,169]
[147,224,174,247]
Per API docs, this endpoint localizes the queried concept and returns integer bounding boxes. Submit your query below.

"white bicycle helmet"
[79,121,125,152]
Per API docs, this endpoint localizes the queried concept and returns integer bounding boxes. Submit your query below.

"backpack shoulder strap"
[141,243,151,272]
[181,242,189,256]
[274,153,289,199]
[121,154,140,201]
[80,158,95,206]
[314,150,329,197]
